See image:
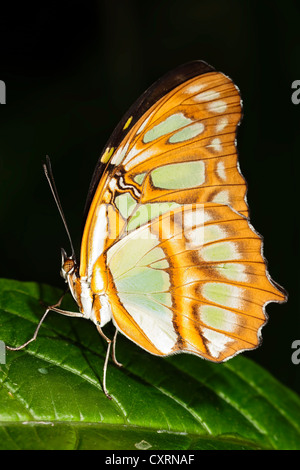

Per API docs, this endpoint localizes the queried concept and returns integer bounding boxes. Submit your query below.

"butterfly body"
[49,60,286,396]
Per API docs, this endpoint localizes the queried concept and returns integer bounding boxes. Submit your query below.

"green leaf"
[0,278,299,450]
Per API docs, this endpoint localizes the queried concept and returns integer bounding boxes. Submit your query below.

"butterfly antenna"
[43,155,77,262]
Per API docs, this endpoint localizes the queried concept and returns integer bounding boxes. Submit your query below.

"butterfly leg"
[5,290,75,351]
[112,329,123,368]
[96,325,114,399]
[6,307,51,351]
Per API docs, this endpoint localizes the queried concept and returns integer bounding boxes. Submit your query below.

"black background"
[0,0,299,395]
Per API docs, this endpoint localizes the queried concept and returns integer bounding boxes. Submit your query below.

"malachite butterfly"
[7,61,287,399]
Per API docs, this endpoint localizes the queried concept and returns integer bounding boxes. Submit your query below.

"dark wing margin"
[82,60,215,228]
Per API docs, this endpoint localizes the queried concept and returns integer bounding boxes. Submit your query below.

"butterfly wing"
[82,60,214,223]
[80,61,286,361]
[95,204,285,360]
[80,61,248,278]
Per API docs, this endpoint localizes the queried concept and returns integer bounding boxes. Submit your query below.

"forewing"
[83,61,214,224]
[81,62,247,278]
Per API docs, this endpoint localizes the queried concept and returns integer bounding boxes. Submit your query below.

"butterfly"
[7,60,287,399]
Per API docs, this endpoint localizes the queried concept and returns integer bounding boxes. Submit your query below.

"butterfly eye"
[60,248,75,280]
[63,259,75,274]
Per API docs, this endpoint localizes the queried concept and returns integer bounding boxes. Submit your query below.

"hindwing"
[94,204,284,360]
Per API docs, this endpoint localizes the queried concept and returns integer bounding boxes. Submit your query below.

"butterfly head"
[59,247,88,318]
[60,248,78,282]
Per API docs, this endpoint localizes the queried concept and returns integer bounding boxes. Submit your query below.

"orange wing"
[77,61,286,363]
[96,204,285,360]
[80,68,246,278]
